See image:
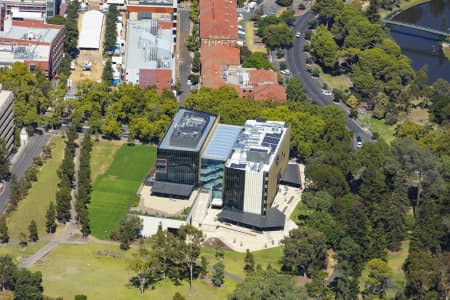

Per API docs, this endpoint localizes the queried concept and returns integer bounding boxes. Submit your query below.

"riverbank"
[380,0,431,18]
[443,42,450,61]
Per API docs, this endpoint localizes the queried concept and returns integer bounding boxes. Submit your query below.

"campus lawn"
[89,144,156,239]
[201,246,284,279]
[31,243,237,300]
[6,136,65,239]
[90,140,123,181]
[0,240,48,262]
[359,114,396,144]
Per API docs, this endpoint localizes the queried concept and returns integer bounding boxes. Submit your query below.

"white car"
[321,89,333,96]
[280,69,291,75]
[295,32,301,38]
[187,79,192,85]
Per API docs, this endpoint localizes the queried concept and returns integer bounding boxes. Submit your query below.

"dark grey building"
[153,109,218,198]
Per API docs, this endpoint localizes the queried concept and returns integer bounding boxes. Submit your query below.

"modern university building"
[151,108,292,231]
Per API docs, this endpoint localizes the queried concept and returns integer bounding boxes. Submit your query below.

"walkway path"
[19,134,83,268]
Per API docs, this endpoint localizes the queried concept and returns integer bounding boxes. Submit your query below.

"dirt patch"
[407,107,429,126]
[295,275,312,287]
[96,250,121,258]
[203,238,233,251]
[326,249,336,281]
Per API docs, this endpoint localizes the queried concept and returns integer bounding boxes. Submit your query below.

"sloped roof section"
[202,124,242,161]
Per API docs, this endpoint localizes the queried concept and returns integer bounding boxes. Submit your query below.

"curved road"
[286,12,371,142]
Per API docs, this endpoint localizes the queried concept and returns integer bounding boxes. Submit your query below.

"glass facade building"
[222,167,245,211]
[155,109,218,190]
[156,149,200,186]
[200,159,225,199]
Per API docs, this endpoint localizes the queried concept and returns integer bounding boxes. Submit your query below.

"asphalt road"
[0,133,51,213]
[286,12,372,142]
[177,7,193,104]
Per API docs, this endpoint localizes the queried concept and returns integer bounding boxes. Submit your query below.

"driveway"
[0,133,51,213]
[285,11,372,143]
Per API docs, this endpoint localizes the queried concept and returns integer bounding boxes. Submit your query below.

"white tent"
[78,10,104,49]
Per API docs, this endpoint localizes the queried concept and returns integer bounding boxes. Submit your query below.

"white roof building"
[78,10,104,49]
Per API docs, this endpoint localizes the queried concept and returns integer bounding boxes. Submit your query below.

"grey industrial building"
[0,88,14,154]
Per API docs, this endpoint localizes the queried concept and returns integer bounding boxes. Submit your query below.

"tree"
[429,79,450,124]
[178,225,204,293]
[102,59,113,84]
[152,224,178,283]
[306,271,333,299]
[230,268,301,300]
[0,256,16,291]
[173,292,186,300]
[14,269,44,300]
[305,164,349,197]
[47,15,65,25]
[28,220,38,242]
[286,77,307,102]
[244,249,255,273]
[280,228,327,277]
[119,215,143,250]
[18,232,27,248]
[363,258,392,298]
[212,261,225,287]
[129,246,157,295]
[101,116,121,139]
[262,23,294,49]
[366,0,380,23]
[242,52,272,69]
[311,26,338,70]
[74,295,88,300]
[0,138,10,180]
[200,256,208,279]
[312,0,343,27]
[0,218,9,243]
[192,52,201,73]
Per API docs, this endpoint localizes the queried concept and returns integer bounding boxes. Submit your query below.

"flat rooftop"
[226,119,287,173]
[0,25,59,44]
[125,20,174,70]
[0,43,49,61]
[159,109,217,152]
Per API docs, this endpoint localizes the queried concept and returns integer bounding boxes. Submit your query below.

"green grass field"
[359,240,410,297]
[31,243,237,300]
[359,114,396,144]
[89,144,156,239]
[201,247,283,279]
[90,140,123,181]
[6,136,65,238]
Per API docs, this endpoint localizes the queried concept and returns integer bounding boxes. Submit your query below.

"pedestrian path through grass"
[89,144,156,239]
[7,136,65,238]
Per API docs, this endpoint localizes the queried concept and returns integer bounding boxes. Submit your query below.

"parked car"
[280,69,291,75]
[295,32,301,38]
[321,89,333,96]
[356,136,363,148]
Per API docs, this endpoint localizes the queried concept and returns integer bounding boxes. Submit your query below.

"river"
[391,0,450,83]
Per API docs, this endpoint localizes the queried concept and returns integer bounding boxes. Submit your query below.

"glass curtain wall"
[200,158,225,199]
